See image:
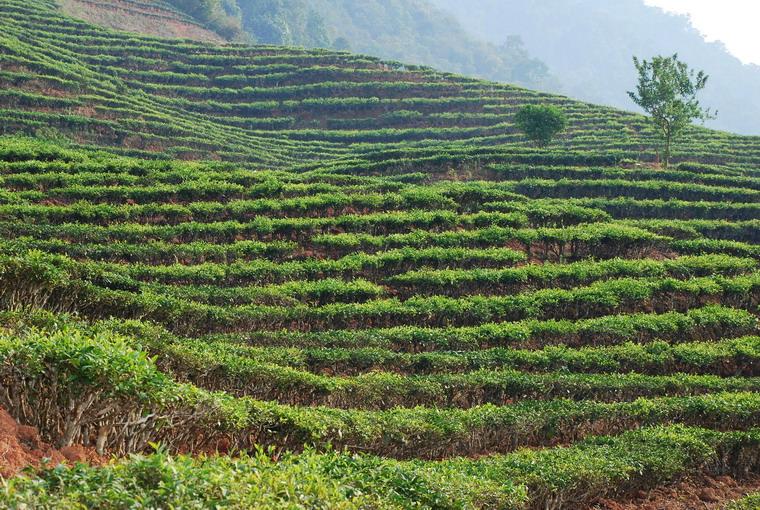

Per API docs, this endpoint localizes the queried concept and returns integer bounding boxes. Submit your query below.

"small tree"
[514,104,567,148]
[628,54,715,167]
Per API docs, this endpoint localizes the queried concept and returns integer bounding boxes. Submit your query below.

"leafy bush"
[726,493,760,510]
[514,104,567,147]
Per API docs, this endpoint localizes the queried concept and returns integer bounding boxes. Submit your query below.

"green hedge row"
[0,315,758,461]
[388,254,756,297]
[170,336,760,377]
[206,305,758,351]
[3,426,760,510]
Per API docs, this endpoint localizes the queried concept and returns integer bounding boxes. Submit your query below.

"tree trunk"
[664,126,672,168]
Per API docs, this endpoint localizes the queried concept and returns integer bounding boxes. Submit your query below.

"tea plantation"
[0,0,759,508]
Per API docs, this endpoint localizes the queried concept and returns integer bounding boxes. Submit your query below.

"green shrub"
[726,493,760,510]
[514,104,568,147]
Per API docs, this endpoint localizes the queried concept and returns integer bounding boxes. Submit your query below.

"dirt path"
[593,475,760,510]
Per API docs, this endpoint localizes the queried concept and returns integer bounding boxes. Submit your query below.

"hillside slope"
[235,0,557,91]
[57,0,226,42]
[3,0,759,168]
[431,0,760,135]
[1,1,760,508]
[56,0,557,91]
[1,131,760,506]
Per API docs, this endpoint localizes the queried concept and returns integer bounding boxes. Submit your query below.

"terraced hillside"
[0,0,760,509]
[4,0,760,168]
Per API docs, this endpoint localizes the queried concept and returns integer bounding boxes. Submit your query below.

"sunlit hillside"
[0,1,759,508]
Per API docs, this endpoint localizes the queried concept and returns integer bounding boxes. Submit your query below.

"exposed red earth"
[0,407,102,478]
[594,475,760,510]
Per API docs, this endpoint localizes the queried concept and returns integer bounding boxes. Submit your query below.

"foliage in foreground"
[2,425,759,510]
[726,492,760,510]
[1,309,759,463]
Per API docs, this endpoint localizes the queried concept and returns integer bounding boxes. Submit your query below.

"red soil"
[0,407,101,478]
[593,475,760,510]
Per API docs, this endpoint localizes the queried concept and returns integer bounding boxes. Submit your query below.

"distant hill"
[8,0,758,168]
[431,0,760,135]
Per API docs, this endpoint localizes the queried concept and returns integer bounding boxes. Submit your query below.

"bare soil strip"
[593,474,760,510]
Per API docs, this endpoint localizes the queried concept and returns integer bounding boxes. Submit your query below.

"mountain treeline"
[163,0,244,38]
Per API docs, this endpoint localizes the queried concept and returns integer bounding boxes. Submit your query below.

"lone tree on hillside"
[628,54,715,168]
[514,104,567,148]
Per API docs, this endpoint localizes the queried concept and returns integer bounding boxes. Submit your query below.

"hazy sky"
[645,0,760,65]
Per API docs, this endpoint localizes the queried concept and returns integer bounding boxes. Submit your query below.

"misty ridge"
[430,0,760,135]
[184,0,760,135]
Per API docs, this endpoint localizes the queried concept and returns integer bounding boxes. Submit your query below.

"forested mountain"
[431,0,760,134]
[163,0,244,38]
